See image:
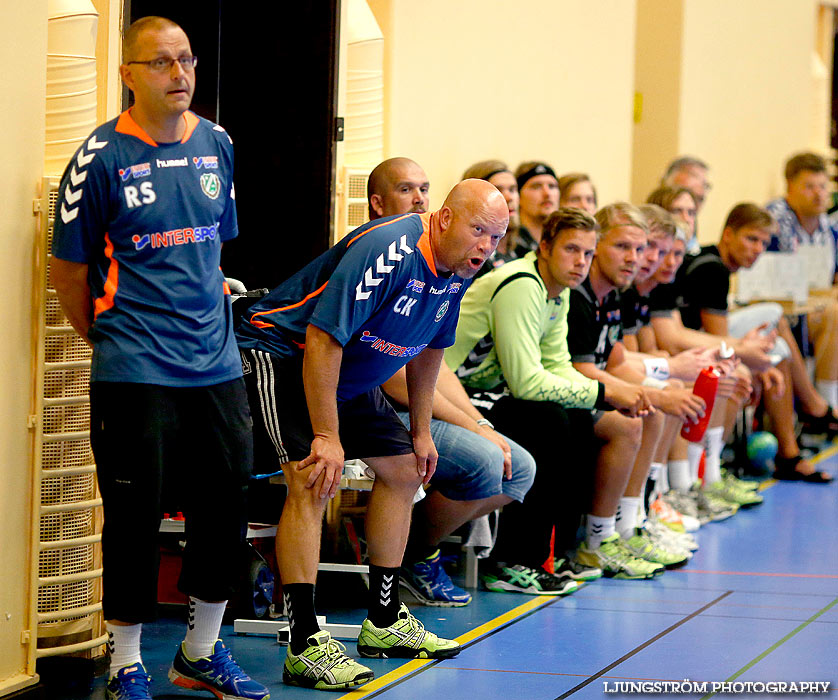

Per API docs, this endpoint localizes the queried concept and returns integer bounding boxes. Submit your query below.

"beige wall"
[367,0,638,209]
[633,0,829,242]
[0,2,47,694]
[631,0,684,207]
[367,0,833,242]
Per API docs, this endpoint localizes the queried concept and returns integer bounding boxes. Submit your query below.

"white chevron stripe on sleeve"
[60,202,79,224]
[355,282,371,301]
[69,165,87,187]
[354,235,415,300]
[86,135,108,150]
[63,185,82,205]
[375,253,394,274]
[76,149,95,167]
[363,268,383,287]
[387,241,403,261]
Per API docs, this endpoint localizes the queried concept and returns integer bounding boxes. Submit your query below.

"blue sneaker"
[399,549,472,607]
[168,639,270,699]
[106,664,152,700]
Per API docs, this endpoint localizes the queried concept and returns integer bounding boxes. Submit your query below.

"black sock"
[367,564,400,627]
[283,583,320,655]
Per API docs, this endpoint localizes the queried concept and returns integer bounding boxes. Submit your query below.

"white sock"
[815,380,838,408]
[616,497,642,538]
[106,622,142,678]
[183,597,227,660]
[702,426,724,486]
[687,442,704,484]
[668,459,691,492]
[586,514,615,549]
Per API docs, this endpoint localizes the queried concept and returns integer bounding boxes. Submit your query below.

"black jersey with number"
[567,277,623,370]
[678,245,730,330]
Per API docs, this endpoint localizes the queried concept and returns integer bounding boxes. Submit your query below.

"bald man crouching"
[368,160,543,601]
[236,180,508,691]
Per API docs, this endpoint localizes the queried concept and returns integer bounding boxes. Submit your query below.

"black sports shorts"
[240,348,414,472]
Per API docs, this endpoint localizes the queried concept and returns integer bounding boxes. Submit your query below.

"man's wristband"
[476,418,494,430]
[643,357,670,381]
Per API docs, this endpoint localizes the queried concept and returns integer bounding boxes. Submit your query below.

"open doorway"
[124,1,341,290]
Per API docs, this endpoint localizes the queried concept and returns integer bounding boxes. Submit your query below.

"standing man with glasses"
[51,16,269,700]
[662,156,711,254]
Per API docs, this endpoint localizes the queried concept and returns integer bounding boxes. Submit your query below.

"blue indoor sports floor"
[72,449,837,700]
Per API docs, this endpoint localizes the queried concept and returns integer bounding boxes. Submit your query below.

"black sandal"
[798,406,838,439]
[773,455,834,484]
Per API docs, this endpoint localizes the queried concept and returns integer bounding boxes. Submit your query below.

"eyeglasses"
[127,55,197,72]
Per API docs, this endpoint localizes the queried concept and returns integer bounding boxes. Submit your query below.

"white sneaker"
[646,515,698,553]
[651,495,700,532]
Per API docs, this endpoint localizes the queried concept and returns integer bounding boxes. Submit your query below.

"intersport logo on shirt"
[359,331,427,359]
[132,223,219,251]
[118,162,151,181]
[193,156,219,169]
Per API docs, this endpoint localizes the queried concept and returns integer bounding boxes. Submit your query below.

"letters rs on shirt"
[124,181,156,208]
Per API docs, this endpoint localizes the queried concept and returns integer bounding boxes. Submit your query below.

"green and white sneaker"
[662,489,701,520]
[692,484,738,522]
[721,468,760,490]
[623,528,690,569]
[357,603,461,659]
[705,479,763,508]
[283,630,374,691]
[575,534,664,580]
[482,563,578,595]
[554,556,603,581]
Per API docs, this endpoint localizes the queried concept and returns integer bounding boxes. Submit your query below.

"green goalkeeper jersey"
[445,252,604,408]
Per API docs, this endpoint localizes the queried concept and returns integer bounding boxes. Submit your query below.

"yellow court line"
[758,478,776,491]
[810,442,838,463]
[336,596,555,699]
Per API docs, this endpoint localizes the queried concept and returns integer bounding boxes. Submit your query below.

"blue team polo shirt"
[52,110,241,387]
[236,213,470,402]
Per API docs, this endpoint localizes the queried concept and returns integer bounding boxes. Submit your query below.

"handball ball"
[747,431,778,470]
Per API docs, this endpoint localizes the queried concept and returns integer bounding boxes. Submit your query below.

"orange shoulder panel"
[180,112,200,143]
[115,110,158,147]
[416,213,437,276]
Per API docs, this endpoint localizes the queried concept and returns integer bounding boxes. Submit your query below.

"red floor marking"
[675,569,838,578]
